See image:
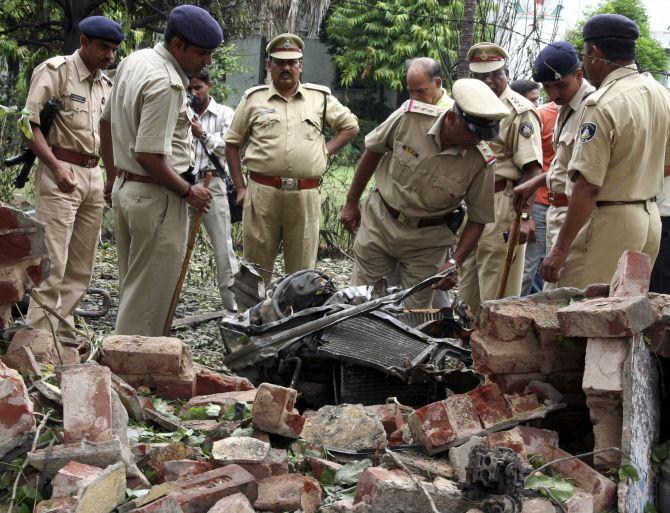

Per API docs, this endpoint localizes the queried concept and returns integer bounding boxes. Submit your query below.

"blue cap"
[78,16,125,44]
[583,14,640,41]
[532,41,580,82]
[168,5,224,50]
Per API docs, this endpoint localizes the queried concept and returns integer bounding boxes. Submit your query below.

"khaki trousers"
[352,192,456,309]
[188,176,238,300]
[26,162,104,336]
[459,184,526,312]
[542,205,568,291]
[242,179,320,283]
[112,179,188,336]
[557,201,661,289]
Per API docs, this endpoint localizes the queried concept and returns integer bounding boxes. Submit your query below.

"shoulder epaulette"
[304,83,331,95]
[476,141,496,165]
[585,86,611,107]
[45,56,67,70]
[507,91,534,115]
[101,73,113,85]
[244,85,270,99]
[403,99,439,117]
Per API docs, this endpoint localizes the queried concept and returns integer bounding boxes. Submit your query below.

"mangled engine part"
[462,445,527,512]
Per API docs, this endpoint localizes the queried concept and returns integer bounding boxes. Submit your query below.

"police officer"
[513,41,595,290]
[340,79,509,308]
[536,15,670,288]
[225,33,359,283]
[405,57,454,109]
[100,5,219,336]
[23,16,124,336]
[459,43,543,312]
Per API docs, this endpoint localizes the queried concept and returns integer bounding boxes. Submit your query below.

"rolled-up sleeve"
[135,83,183,155]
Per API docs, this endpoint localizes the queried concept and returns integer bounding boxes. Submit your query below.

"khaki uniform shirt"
[568,65,670,201]
[25,50,111,156]
[101,44,191,176]
[435,88,455,109]
[365,100,495,224]
[546,80,595,196]
[224,82,358,178]
[490,86,542,180]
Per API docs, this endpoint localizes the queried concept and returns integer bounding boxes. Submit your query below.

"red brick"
[194,368,254,395]
[0,233,31,265]
[466,382,513,428]
[484,426,559,461]
[1,345,41,376]
[186,390,257,409]
[0,361,35,459]
[208,492,254,513]
[0,279,23,304]
[161,460,212,482]
[26,262,48,287]
[504,394,541,415]
[0,206,19,229]
[306,456,342,480]
[609,250,652,298]
[470,331,546,375]
[62,365,114,444]
[174,464,258,513]
[251,383,304,438]
[584,283,610,298]
[364,404,404,435]
[51,461,103,498]
[388,429,405,446]
[489,372,547,394]
[153,367,196,400]
[444,394,481,437]
[557,296,655,338]
[100,336,190,376]
[254,474,321,513]
[407,400,455,454]
[353,467,410,505]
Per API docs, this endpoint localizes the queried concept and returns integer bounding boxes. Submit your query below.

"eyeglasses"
[469,69,506,80]
[271,58,301,68]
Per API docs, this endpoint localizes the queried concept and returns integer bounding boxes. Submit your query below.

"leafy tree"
[565,0,668,81]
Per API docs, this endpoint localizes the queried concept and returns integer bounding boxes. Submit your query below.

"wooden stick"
[496,209,522,299]
[162,172,212,336]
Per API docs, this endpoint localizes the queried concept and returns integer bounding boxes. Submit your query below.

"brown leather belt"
[378,192,447,228]
[52,147,99,168]
[596,198,655,208]
[494,178,511,193]
[548,192,569,208]
[123,170,160,185]
[249,171,320,190]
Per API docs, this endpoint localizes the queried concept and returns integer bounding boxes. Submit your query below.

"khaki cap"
[452,79,510,140]
[266,32,304,59]
[467,42,508,73]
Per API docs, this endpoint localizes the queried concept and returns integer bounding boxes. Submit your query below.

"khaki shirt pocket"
[59,96,90,131]
[423,172,466,210]
[390,140,419,180]
[301,112,322,140]
[252,111,281,140]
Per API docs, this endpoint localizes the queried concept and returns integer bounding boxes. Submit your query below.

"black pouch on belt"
[180,166,196,186]
[445,204,467,234]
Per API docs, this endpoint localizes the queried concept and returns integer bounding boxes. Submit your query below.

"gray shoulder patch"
[519,122,534,138]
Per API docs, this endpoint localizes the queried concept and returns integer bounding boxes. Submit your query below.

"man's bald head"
[405,57,443,105]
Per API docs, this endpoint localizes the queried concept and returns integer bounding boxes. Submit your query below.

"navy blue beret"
[532,41,580,82]
[79,16,125,44]
[583,13,640,41]
[169,5,224,50]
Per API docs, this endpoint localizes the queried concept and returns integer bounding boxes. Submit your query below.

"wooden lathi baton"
[495,209,522,300]
[162,172,212,336]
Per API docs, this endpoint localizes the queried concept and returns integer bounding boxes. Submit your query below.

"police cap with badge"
[78,16,125,44]
[532,40,580,83]
[467,42,508,73]
[168,4,224,50]
[451,78,510,140]
[583,13,640,42]
[266,33,305,60]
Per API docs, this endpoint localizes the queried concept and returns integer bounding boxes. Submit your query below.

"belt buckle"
[280,177,298,190]
[86,155,97,167]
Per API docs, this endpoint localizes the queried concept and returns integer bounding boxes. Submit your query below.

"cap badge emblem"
[283,39,292,48]
[480,51,488,61]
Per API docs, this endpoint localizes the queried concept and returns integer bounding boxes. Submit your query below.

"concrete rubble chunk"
[301,403,387,451]
[353,467,469,513]
[521,498,556,513]
[61,364,114,444]
[449,436,484,482]
[211,436,270,464]
[557,296,655,338]
[566,490,594,513]
[585,393,622,470]
[208,492,255,513]
[254,473,322,513]
[582,337,630,393]
[251,383,304,438]
[137,443,197,480]
[0,361,36,460]
[186,389,257,409]
[34,496,78,513]
[73,461,126,513]
[609,250,651,298]
[51,461,104,498]
[381,450,455,481]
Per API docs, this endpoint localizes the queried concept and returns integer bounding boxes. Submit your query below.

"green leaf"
[320,466,337,486]
[334,459,372,485]
[17,504,30,513]
[618,464,640,482]
[644,501,658,513]
[525,473,574,502]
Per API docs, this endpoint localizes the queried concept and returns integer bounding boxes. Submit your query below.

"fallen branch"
[384,448,439,513]
[7,409,52,513]
[28,290,90,339]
